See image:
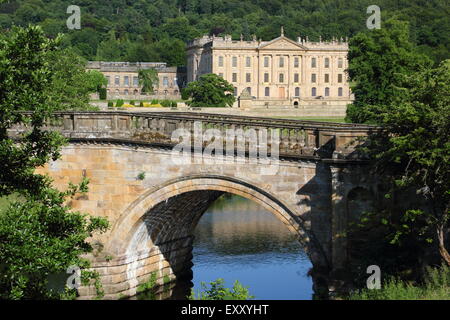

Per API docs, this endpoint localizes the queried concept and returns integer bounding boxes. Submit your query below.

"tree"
[182,74,235,108]
[48,49,107,110]
[138,68,159,94]
[346,19,431,124]
[362,60,450,266]
[0,25,109,299]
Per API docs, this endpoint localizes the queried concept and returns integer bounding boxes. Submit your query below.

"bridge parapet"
[11,111,378,160]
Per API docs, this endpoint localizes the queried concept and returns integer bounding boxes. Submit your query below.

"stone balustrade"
[10,111,378,160]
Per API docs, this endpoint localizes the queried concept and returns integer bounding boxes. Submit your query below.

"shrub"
[171,101,178,108]
[151,99,159,105]
[115,99,124,107]
[98,88,107,100]
[139,101,144,107]
[189,279,254,300]
[107,101,114,108]
[129,100,135,106]
[160,100,171,108]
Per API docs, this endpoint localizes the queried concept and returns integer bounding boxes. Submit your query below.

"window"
[264,73,269,82]
[311,74,316,83]
[246,73,251,83]
[294,73,299,83]
[264,56,269,68]
[279,73,284,83]
[163,77,169,87]
[338,58,343,68]
[246,87,251,96]
[115,76,120,86]
[233,87,238,96]
[232,73,237,82]
[246,57,251,67]
[279,57,284,68]
[295,87,300,97]
[311,57,316,68]
[338,87,343,96]
[124,89,129,95]
[232,56,237,68]
[338,74,343,83]
[124,76,129,86]
[312,87,316,96]
[265,87,270,97]
[325,57,330,68]
[219,56,224,67]
[325,74,330,83]
[133,76,139,86]
[294,57,299,68]
[325,87,330,96]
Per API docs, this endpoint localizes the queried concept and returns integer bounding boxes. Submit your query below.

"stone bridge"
[13,111,380,299]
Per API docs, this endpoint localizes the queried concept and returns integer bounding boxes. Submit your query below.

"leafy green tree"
[346,19,431,124]
[361,60,450,266]
[0,25,109,299]
[182,73,235,108]
[138,68,159,94]
[189,278,254,300]
[48,49,107,110]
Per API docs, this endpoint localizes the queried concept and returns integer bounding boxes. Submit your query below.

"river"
[137,194,313,300]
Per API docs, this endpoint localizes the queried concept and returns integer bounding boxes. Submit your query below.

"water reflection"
[137,194,313,300]
[191,195,313,300]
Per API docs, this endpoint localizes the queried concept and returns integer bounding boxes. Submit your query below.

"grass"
[349,264,450,300]
[271,116,346,123]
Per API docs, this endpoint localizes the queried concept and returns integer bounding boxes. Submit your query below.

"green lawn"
[271,116,346,123]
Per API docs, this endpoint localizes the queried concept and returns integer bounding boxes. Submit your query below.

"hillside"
[0,0,448,65]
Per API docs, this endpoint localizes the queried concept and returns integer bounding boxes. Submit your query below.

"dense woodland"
[0,0,449,66]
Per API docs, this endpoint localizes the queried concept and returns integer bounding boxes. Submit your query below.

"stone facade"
[87,61,186,100]
[186,29,353,107]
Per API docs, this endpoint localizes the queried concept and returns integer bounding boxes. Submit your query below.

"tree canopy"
[182,73,235,108]
[0,0,448,65]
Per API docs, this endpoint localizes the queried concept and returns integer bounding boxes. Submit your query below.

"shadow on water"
[136,194,313,300]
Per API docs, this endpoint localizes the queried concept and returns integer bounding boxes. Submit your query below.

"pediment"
[259,36,307,51]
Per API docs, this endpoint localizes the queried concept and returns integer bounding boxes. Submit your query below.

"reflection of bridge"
[15,111,380,299]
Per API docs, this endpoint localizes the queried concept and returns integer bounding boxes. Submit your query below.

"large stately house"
[186,28,353,107]
[87,61,186,100]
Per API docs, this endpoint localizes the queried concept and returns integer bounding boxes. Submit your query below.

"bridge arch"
[104,175,327,297]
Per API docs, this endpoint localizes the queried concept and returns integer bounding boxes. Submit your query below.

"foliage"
[98,88,107,100]
[362,60,449,266]
[346,19,431,124]
[137,172,145,180]
[0,181,109,299]
[1,1,448,66]
[138,68,159,94]
[115,99,124,107]
[0,25,109,299]
[183,74,235,108]
[189,278,254,300]
[349,264,450,300]
[160,100,171,108]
